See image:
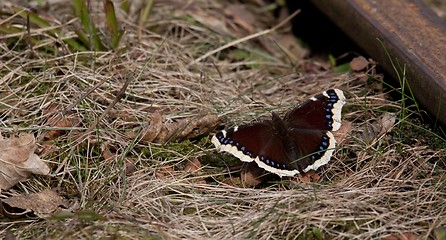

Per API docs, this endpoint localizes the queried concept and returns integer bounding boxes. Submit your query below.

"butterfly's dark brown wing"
[285,128,336,172]
[212,122,302,176]
[212,89,346,177]
[284,89,345,131]
[281,89,346,172]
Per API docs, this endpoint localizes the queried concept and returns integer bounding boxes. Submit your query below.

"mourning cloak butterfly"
[211,89,346,177]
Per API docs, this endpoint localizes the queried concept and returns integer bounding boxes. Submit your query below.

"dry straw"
[0,0,445,239]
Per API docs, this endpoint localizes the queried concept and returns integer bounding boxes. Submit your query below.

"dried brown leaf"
[297,170,320,183]
[183,158,206,184]
[331,169,354,181]
[240,162,264,187]
[332,120,352,146]
[154,124,177,143]
[382,233,418,240]
[177,114,220,140]
[42,103,80,140]
[101,143,114,161]
[275,34,308,61]
[0,133,50,190]
[0,189,69,218]
[128,112,219,144]
[350,56,370,71]
[126,111,164,142]
[188,12,229,36]
[154,114,220,143]
[224,4,255,33]
[141,111,164,142]
[124,158,137,175]
[42,102,61,116]
[3,230,16,240]
[101,142,136,176]
[44,117,79,140]
[361,112,396,144]
[378,112,397,135]
[37,141,58,158]
[155,166,176,179]
[184,158,201,172]
[222,176,243,186]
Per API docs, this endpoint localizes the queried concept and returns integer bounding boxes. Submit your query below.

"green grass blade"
[103,0,123,49]
[377,38,420,118]
[11,6,87,52]
[139,0,154,27]
[72,0,83,19]
[120,0,130,12]
[72,0,105,51]
[64,38,89,52]
[74,29,90,48]
[0,25,23,35]
[12,6,51,29]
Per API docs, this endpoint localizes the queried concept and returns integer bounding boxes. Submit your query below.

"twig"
[87,75,133,131]
[87,0,94,70]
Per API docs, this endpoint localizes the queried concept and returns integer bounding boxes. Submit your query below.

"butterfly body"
[212,89,346,177]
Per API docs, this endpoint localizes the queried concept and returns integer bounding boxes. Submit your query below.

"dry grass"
[1,0,445,239]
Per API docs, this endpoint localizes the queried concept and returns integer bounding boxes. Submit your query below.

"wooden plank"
[311,0,446,125]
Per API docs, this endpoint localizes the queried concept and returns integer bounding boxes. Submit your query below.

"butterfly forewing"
[212,121,302,176]
[284,89,345,131]
[212,122,275,163]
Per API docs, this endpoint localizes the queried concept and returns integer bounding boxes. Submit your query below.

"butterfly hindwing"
[286,128,336,172]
